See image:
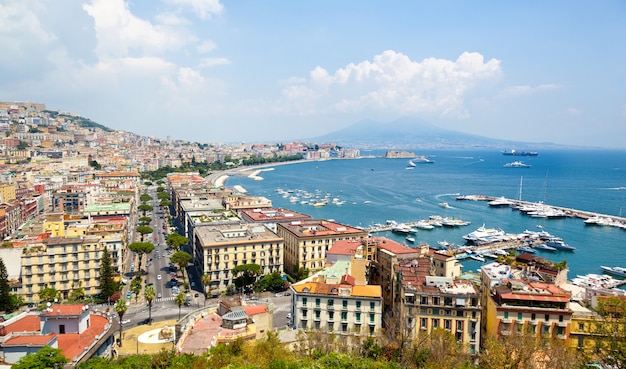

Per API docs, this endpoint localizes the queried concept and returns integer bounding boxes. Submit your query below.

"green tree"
[159,199,172,208]
[201,273,212,304]
[136,225,153,242]
[99,248,116,301]
[258,271,287,292]
[38,286,58,303]
[232,264,262,294]
[130,276,142,302]
[12,346,68,369]
[591,296,626,369]
[170,251,192,283]
[144,285,156,326]
[0,257,11,312]
[140,193,153,202]
[138,216,152,224]
[114,298,128,347]
[138,203,153,215]
[175,292,186,319]
[128,242,155,271]
[166,233,188,252]
[157,191,170,200]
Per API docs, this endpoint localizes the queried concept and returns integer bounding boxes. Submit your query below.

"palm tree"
[174,292,186,320]
[144,286,156,325]
[201,273,211,306]
[114,298,128,347]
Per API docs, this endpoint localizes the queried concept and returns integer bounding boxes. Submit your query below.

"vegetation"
[144,286,156,326]
[165,233,188,252]
[99,248,117,301]
[44,110,113,132]
[128,242,155,271]
[232,263,262,294]
[258,271,288,292]
[590,296,626,368]
[241,153,303,166]
[170,251,192,283]
[0,257,13,312]
[140,193,153,202]
[12,346,68,369]
[114,298,128,347]
[175,292,186,319]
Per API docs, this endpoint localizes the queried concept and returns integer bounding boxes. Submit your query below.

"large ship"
[502,149,538,156]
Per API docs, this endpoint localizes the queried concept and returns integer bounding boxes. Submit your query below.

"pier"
[458,195,626,231]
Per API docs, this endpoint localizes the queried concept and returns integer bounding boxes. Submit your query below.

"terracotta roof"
[41,304,88,317]
[57,314,108,361]
[499,293,570,303]
[3,332,55,346]
[242,305,268,316]
[1,315,41,336]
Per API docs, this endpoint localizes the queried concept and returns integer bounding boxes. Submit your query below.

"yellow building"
[19,236,110,303]
[193,222,284,295]
[276,219,368,276]
[43,213,65,237]
[0,183,16,204]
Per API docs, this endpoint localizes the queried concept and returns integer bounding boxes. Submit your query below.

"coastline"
[209,156,369,187]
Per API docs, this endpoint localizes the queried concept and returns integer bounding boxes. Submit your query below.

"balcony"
[501,318,512,324]
[556,334,567,339]
[556,321,568,328]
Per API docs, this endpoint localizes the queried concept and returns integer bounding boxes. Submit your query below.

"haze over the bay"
[1,1,625,148]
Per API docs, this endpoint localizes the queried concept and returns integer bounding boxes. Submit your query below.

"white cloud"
[83,0,190,58]
[277,50,502,118]
[198,57,230,68]
[197,40,217,54]
[164,0,223,19]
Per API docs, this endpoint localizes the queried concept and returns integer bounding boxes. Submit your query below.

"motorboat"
[405,236,415,243]
[503,150,539,156]
[545,238,576,251]
[391,224,412,234]
[407,160,416,168]
[600,266,626,278]
[413,155,434,164]
[463,225,505,245]
[488,197,515,207]
[534,244,557,252]
[439,202,450,208]
[469,254,486,262]
[415,220,435,230]
[517,246,536,253]
[504,161,532,168]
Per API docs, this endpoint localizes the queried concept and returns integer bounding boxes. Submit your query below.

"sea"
[224,149,626,279]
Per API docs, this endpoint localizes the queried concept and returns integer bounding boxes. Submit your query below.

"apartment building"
[395,259,482,355]
[481,262,573,342]
[290,261,383,336]
[193,222,284,295]
[239,207,312,233]
[19,236,108,303]
[276,219,368,276]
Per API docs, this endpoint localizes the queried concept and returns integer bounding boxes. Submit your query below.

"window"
[432,319,439,328]
[342,300,348,309]
[341,311,347,321]
[356,312,361,322]
[433,297,439,305]
[504,312,509,319]
[302,309,308,318]
[329,311,334,321]
[421,296,428,304]
[370,301,375,311]
[432,308,439,315]
[315,298,320,307]
[559,315,563,322]
[356,301,361,310]
[544,314,550,322]
[444,319,451,329]
[518,312,523,320]
[578,323,584,331]
[421,318,427,329]
[457,321,463,331]
[531,313,536,321]
[59,325,66,334]
[369,313,374,323]
[315,310,320,319]
[302,297,307,305]
[328,299,334,307]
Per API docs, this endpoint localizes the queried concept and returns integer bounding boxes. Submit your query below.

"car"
[126,292,132,299]
[286,312,292,319]
[284,292,291,296]
[157,293,162,298]
[121,319,131,325]
[191,282,196,287]
[157,274,162,280]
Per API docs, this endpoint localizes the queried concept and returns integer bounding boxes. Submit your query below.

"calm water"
[225,149,626,278]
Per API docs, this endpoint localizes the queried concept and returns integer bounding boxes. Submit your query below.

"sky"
[1,1,625,148]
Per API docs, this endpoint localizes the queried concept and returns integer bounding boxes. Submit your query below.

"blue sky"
[1,1,625,148]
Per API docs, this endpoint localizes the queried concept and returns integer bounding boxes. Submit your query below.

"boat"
[391,224,412,234]
[493,249,509,256]
[503,150,539,156]
[600,266,626,278]
[469,254,486,262]
[463,225,505,245]
[405,236,415,243]
[413,155,434,164]
[407,160,416,168]
[415,220,435,230]
[488,196,516,207]
[455,253,471,260]
[504,161,532,168]
[517,246,536,253]
[534,244,557,252]
[438,202,450,208]
[545,238,576,251]
[312,201,327,207]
